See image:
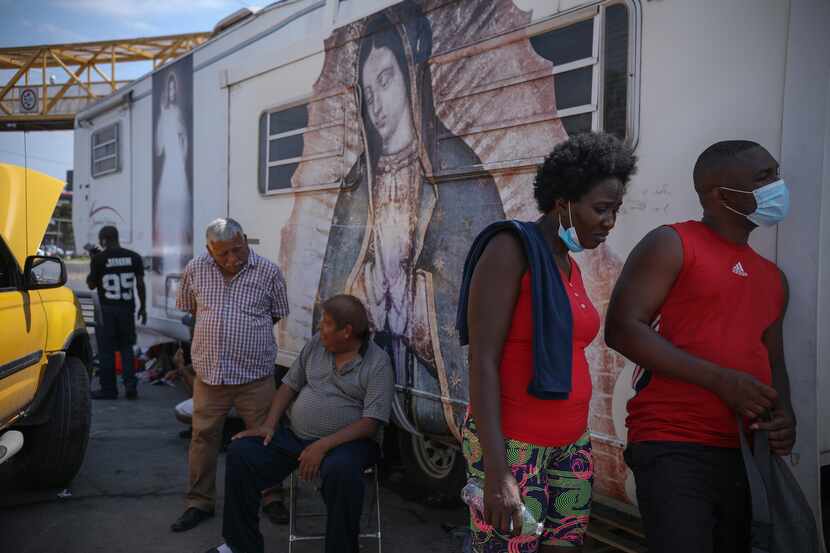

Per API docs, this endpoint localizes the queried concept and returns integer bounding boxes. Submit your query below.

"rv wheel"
[398,431,466,502]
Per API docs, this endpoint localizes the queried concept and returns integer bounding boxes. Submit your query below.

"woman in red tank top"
[462,133,637,553]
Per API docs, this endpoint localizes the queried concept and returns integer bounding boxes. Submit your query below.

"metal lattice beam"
[0,32,210,131]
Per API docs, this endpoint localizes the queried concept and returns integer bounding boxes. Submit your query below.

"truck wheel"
[21,356,91,489]
[397,430,466,502]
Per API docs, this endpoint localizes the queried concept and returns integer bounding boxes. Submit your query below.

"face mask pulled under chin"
[558,203,584,253]
[720,178,790,227]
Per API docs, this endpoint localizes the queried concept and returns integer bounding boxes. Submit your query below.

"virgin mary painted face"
[362,45,413,155]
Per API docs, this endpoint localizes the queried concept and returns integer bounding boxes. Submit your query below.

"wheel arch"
[14,329,95,427]
[63,329,93,372]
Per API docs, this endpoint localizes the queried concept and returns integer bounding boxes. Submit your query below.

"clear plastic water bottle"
[461,478,543,537]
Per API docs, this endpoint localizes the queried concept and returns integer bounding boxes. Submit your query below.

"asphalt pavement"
[0,380,468,553]
[24,258,640,553]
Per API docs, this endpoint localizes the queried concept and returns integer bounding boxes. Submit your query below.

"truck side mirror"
[23,255,67,290]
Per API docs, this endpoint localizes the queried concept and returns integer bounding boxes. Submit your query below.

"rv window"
[259,95,345,194]
[91,122,120,178]
[529,17,599,132]
[553,66,593,110]
[261,105,309,192]
[431,1,634,175]
[532,2,631,141]
[93,125,116,145]
[530,18,594,69]
[603,3,629,140]
[269,105,308,135]
[560,113,593,136]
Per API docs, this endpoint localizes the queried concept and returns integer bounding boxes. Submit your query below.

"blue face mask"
[720,179,790,227]
[558,203,584,253]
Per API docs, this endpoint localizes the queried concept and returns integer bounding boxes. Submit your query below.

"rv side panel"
[779,0,830,532]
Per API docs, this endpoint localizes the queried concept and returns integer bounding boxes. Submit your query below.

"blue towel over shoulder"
[456,220,573,400]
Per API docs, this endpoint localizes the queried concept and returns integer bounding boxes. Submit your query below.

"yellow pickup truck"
[0,163,93,489]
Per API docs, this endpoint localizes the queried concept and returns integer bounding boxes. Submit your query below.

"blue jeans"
[223,423,380,553]
[97,304,137,393]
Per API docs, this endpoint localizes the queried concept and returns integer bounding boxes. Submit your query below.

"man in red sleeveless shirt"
[605,141,796,553]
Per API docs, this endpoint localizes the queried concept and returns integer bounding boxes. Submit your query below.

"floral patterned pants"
[461,414,593,552]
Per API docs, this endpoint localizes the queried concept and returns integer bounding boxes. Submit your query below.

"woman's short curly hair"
[533,132,637,212]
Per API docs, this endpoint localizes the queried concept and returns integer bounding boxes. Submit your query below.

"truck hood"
[0,163,64,270]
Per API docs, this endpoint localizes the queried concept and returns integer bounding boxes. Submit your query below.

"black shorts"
[99,304,137,349]
[624,441,751,553]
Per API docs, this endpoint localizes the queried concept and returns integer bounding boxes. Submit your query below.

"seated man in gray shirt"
[204,294,394,553]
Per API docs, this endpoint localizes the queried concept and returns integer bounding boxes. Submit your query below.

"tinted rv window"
[259,96,345,195]
[529,3,632,141]
[263,105,308,192]
[603,3,629,140]
[270,105,308,135]
[553,66,593,110]
[561,113,593,136]
[91,122,120,178]
[530,18,594,68]
[387,1,636,177]
[531,18,595,124]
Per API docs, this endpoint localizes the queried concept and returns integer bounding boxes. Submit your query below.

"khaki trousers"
[186,375,274,512]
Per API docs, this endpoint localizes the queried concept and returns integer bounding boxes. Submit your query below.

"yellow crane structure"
[0,33,210,131]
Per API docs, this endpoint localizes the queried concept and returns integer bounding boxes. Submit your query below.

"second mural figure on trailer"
[154,69,191,306]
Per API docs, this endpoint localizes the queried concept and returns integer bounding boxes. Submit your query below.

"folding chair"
[287,465,382,553]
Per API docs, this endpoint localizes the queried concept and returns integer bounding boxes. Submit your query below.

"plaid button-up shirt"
[177,251,289,385]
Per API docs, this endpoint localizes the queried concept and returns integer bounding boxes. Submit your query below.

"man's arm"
[233,382,299,444]
[311,418,379,453]
[263,383,299,432]
[605,226,778,420]
[134,253,146,324]
[87,257,98,290]
[235,337,312,444]
[176,262,196,315]
[270,266,290,325]
[297,418,379,482]
[467,232,527,536]
[753,270,796,455]
[136,275,147,324]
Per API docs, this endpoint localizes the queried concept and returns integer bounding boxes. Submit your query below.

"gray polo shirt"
[283,334,394,441]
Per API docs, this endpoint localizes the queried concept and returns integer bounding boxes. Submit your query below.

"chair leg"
[288,470,295,553]
[288,465,383,550]
[375,467,382,553]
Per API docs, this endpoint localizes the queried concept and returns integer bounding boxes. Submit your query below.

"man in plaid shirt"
[171,217,289,533]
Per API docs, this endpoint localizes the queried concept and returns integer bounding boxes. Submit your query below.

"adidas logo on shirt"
[732,262,749,277]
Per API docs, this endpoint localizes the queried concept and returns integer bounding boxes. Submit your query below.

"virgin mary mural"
[316,2,505,437]
[278,0,636,505]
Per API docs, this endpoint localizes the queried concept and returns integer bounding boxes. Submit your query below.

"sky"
[0,0,258,181]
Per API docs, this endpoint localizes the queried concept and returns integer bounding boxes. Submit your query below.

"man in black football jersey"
[87,226,146,399]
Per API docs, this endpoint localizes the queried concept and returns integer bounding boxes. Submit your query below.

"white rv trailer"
[73,0,830,532]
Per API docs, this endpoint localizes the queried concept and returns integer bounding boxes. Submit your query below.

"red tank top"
[626,221,785,448]
[499,257,600,446]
